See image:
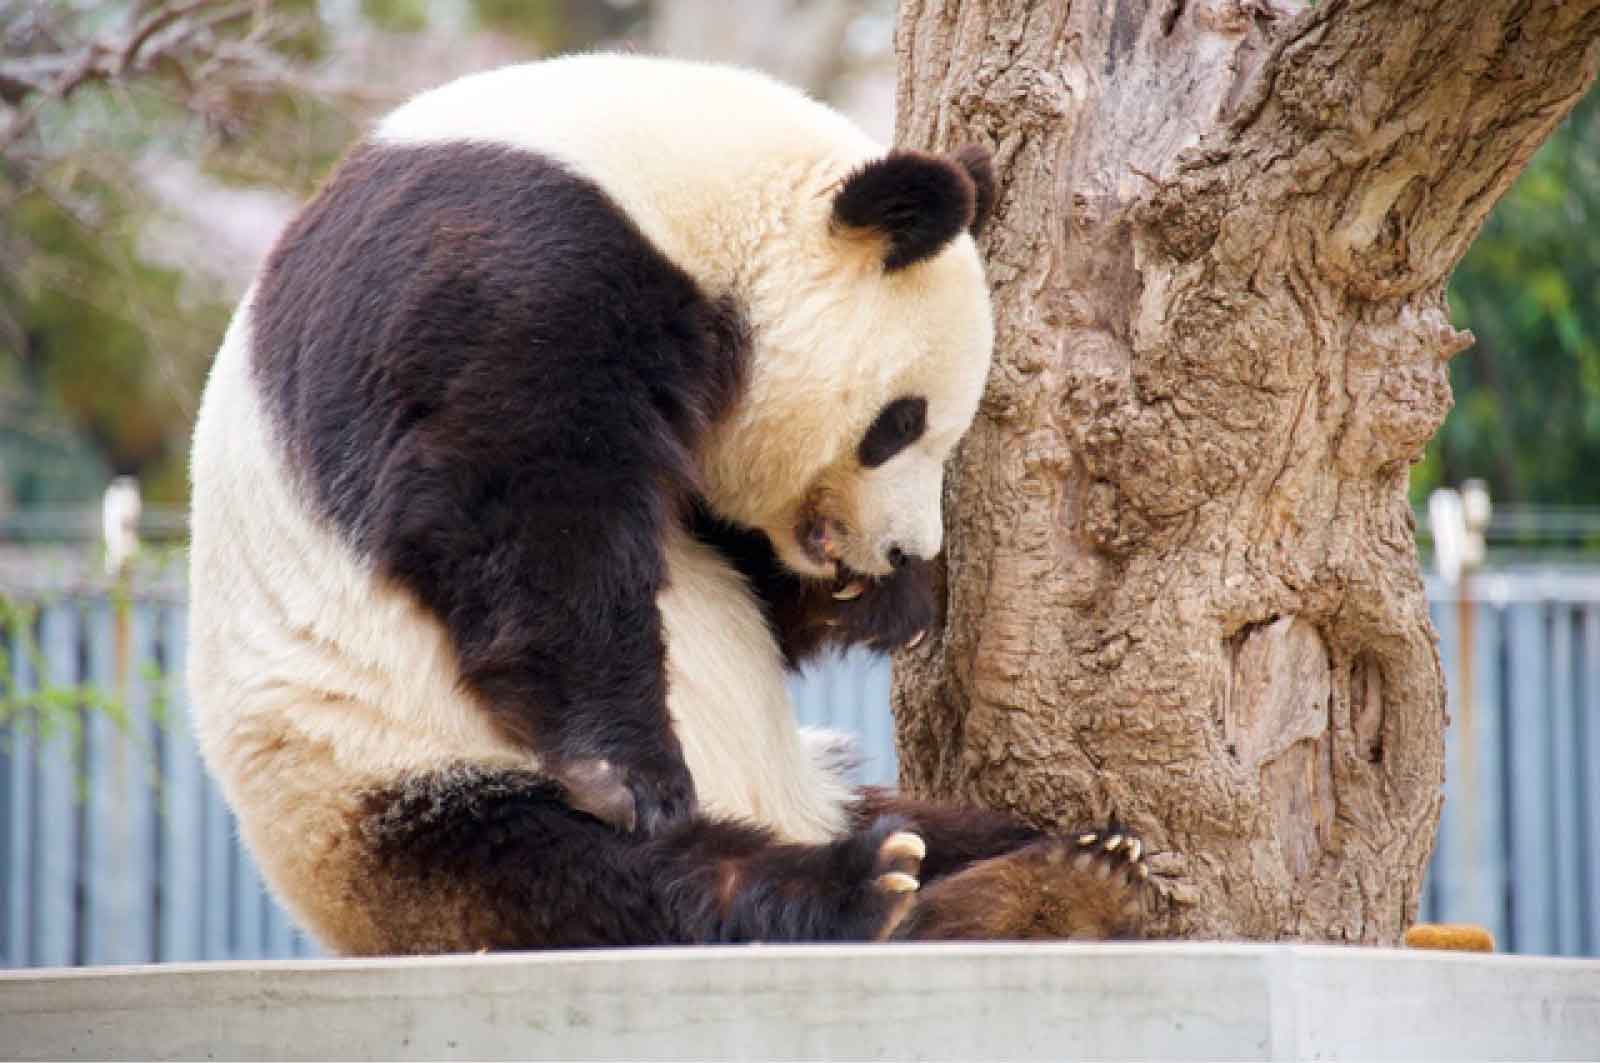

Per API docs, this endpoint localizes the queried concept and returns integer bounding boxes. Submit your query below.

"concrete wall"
[3,943,1598,1061]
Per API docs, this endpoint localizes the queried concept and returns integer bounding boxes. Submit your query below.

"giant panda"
[187,53,1154,954]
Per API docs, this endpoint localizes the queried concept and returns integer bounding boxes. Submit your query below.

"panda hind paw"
[1068,826,1150,883]
[864,824,925,940]
[893,825,1155,942]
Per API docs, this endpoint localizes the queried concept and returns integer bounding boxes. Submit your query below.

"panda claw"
[833,579,868,601]
[1126,838,1141,862]
[905,629,926,650]
[1076,832,1098,847]
[878,871,920,893]
[882,830,927,863]
[1104,834,1124,852]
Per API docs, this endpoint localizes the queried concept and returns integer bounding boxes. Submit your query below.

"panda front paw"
[552,751,698,835]
[822,559,936,654]
[626,753,699,835]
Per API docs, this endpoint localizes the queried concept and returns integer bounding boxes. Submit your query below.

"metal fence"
[1423,568,1600,957]
[0,592,317,966]
[2,568,1596,966]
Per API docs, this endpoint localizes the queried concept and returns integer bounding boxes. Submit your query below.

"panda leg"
[349,769,925,952]
[850,788,1044,880]
[850,789,1156,940]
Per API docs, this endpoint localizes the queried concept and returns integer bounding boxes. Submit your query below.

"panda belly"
[659,527,851,844]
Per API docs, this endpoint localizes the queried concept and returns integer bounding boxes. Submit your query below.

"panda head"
[701,144,997,582]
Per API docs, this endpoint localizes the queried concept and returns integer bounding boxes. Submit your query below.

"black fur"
[857,396,927,468]
[953,145,996,238]
[358,768,922,950]
[252,141,749,834]
[852,788,1042,880]
[687,502,935,668]
[832,151,977,272]
[349,768,1128,952]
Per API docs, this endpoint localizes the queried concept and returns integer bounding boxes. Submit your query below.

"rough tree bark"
[892,0,1600,942]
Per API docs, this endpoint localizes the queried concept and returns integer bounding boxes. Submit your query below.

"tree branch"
[0,0,258,154]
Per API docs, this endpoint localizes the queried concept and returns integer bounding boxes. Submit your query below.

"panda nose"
[887,546,909,569]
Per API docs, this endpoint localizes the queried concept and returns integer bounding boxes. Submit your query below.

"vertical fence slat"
[83,598,158,965]
[1505,602,1554,954]
[859,651,895,787]
[1430,596,1461,923]
[787,667,819,731]
[827,654,852,743]
[817,657,843,737]
[33,602,81,967]
[81,599,113,966]
[1470,602,1509,950]
[202,778,232,959]
[1549,606,1582,956]
[1582,607,1600,956]
[233,838,265,959]
[158,604,206,963]
[265,896,296,959]
[3,614,37,966]
[1432,595,1511,945]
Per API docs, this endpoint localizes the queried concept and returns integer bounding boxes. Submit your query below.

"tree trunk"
[892,0,1600,942]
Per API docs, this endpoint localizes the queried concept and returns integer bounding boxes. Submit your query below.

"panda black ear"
[953,145,996,239]
[832,150,978,272]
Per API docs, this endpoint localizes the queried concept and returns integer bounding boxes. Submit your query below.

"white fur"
[187,295,530,796]
[189,55,994,863]
[657,527,851,842]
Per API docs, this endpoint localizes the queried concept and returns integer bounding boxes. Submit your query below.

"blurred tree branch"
[0,0,346,501]
[0,0,386,184]
[2,1,255,155]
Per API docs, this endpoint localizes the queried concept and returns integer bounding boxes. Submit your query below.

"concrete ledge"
[3,943,1597,1061]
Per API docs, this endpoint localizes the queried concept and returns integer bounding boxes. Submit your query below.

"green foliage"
[1418,85,1600,506]
[0,0,653,511]
[5,171,227,504]
[0,591,175,799]
[0,2,356,507]
[362,0,431,34]
[0,595,124,737]
[469,0,645,50]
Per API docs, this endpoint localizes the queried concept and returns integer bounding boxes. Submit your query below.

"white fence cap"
[3,942,1597,1061]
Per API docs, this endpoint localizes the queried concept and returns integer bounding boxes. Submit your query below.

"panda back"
[374,54,882,288]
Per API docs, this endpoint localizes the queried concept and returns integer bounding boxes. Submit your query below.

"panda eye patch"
[858,396,928,468]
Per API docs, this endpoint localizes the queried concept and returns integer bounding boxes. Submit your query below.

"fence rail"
[2,568,1597,965]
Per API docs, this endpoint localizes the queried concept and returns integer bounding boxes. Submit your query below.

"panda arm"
[772,559,936,663]
[687,503,934,668]
[252,142,747,834]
